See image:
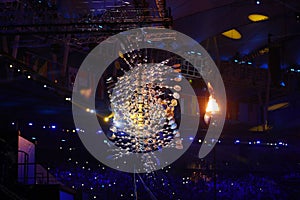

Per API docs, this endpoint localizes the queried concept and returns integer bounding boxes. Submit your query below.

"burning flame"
[206,95,220,113]
[204,82,220,124]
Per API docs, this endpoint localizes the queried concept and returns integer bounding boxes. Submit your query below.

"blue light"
[259,64,268,69]
[32,137,36,140]
[234,59,238,63]
[248,62,252,65]
[279,142,283,145]
[280,81,286,87]
[28,122,33,126]
[291,68,295,72]
[235,140,240,144]
[249,142,252,145]
[256,0,260,5]
[61,139,66,142]
[189,137,194,141]
[256,140,261,144]
[51,125,56,129]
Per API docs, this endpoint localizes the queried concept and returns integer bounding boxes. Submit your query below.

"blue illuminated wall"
[59,191,74,200]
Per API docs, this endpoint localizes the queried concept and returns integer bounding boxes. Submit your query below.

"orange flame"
[205,95,220,113]
[204,83,220,124]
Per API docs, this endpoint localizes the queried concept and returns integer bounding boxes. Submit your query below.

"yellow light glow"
[104,117,109,122]
[248,14,269,22]
[249,124,272,132]
[104,113,114,122]
[119,51,124,58]
[107,113,114,118]
[222,29,242,39]
[268,102,289,111]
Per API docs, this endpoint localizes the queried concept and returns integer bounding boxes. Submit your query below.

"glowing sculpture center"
[107,62,182,153]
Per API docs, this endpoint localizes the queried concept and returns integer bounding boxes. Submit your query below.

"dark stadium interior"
[0,0,300,200]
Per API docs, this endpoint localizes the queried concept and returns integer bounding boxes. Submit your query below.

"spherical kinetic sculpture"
[106,53,183,154]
